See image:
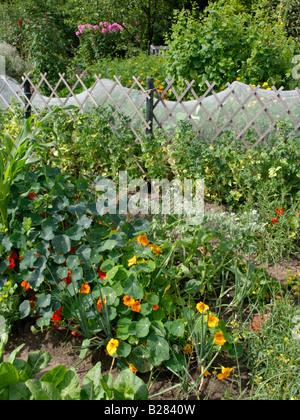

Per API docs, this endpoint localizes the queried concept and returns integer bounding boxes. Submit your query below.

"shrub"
[75,22,127,65]
[22,14,70,93]
[0,43,27,81]
[165,0,296,95]
[284,0,300,41]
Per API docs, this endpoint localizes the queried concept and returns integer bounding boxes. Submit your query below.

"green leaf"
[40,365,67,388]
[19,250,36,271]
[58,368,80,400]
[147,332,170,366]
[68,203,87,215]
[135,317,151,338]
[168,320,185,337]
[100,259,115,272]
[28,269,44,289]
[80,362,108,400]
[106,266,119,281]
[184,279,203,294]
[152,308,165,321]
[98,239,118,252]
[128,346,152,373]
[133,219,150,232]
[123,276,144,300]
[116,341,131,358]
[36,317,50,329]
[52,235,71,254]
[146,293,159,305]
[40,226,55,241]
[19,300,31,319]
[100,286,117,306]
[25,379,61,400]
[56,266,69,280]
[8,382,31,400]
[76,245,91,265]
[66,255,80,270]
[164,352,185,373]
[116,318,131,340]
[6,344,26,365]
[37,294,51,308]
[65,225,85,241]
[27,351,52,375]
[113,368,148,400]
[76,214,92,229]
[0,362,19,389]
[228,342,243,359]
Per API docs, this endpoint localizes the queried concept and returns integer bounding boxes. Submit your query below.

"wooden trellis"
[0,72,299,149]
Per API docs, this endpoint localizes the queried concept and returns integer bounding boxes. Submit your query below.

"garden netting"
[0,76,299,141]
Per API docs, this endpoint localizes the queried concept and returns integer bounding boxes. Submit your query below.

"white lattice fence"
[0,72,299,149]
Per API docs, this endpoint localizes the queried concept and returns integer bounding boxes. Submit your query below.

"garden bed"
[3,247,299,400]
[3,318,251,400]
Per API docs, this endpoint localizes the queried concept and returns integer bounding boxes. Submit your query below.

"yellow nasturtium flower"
[106,338,119,356]
[128,256,138,267]
[205,313,219,328]
[196,302,209,314]
[217,366,233,380]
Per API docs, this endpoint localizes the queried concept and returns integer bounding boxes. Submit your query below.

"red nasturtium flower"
[29,192,37,199]
[62,270,72,285]
[51,307,62,322]
[7,251,18,270]
[97,268,107,279]
[71,330,81,337]
[7,258,15,269]
[275,207,283,215]
[272,218,279,224]
[298,210,300,217]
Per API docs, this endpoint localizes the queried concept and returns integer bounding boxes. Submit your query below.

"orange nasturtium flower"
[196,302,209,314]
[205,313,219,328]
[106,338,119,356]
[214,332,227,346]
[217,366,233,380]
[128,256,138,267]
[123,295,135,307]
[137,235,149,247]
[129,363,138,373]
[131,300,141,313]
[149,244,162,255]
[21,280,31,291]
[152,304,159,311]
[79,282,90,294]
[96,297,102,313]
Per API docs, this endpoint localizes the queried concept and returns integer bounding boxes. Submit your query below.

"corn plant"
[0,109,61,228]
